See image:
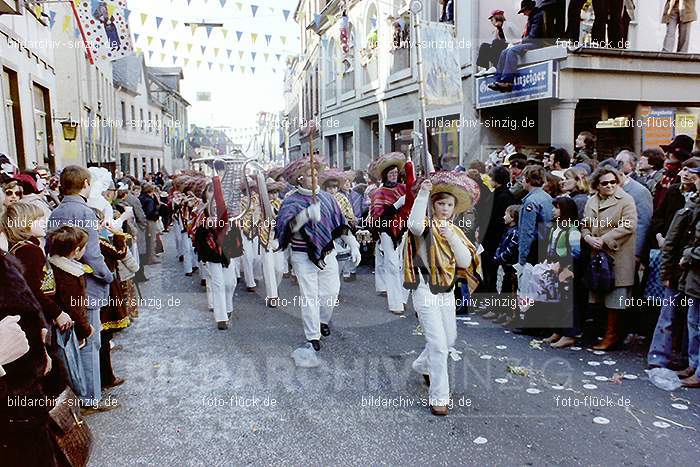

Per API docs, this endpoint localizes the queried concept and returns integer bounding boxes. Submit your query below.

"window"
[325,39,337,103]
[2,68,24,169]
[361,4,379,85]
[389,122,413,158]
[140,108,144,130]
[427,115,460,171]
[327,136,337,167]
[120,101,126,127]
[33,83,53,170]
[130,104,135,129]
[341,25,355,95]
[148,111,152,132]
[390,5,411,75]
[341,132,353,169]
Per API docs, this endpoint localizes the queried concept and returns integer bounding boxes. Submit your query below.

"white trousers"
[261,249,284,299]
[242,236,262,288]
[375,240,387,292]
[411,277,456,407]
[206,262,237,323]
[380,232,408,312]
[663,14,692,52]
[290,250,340,341]
[182,234,197,274]
[174,219,184,256]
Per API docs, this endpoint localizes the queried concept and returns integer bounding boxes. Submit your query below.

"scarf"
[48,255,88,277]
[403,221,481,295]
[275,188,348,268]
[259,197,282,250]
[335,192,355,224]
[370,183,408,245]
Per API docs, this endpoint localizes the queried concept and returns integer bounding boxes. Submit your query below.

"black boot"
[320,323,331,337]
[308,339,321,351]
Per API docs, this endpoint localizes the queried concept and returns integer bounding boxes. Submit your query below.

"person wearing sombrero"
[258,179,287,308]
[320,169,357,282]
[238,176,263,293]
[275,156,361,351]
[369,153,411,315]
[404,172,481,416]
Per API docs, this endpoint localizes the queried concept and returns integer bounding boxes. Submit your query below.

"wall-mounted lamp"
[52,112,80,141]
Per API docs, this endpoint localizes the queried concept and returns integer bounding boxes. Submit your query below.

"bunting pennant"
[236,2,243,11]
[48,10,56,28]
[201,45,207,55]
[134,33,140,42]
[220,0,227,7]
[190,23,198,35]
[61,14,72,33]
[174,41,180,50]
[251,5,258,17]
[124,8,131,22]
[222,29,228,39]
[171,20,178,30]
[206,25,214,38]
[214,48,220,57]
[160,39,166,48]
[236,30,243,41]
[147,36,154,46]
[187,43,193,53]
[282,9,290,21]
[251,52,257,61]
[155,16,163,29]
[226,49,232,58]
[251,33,258,43]
[265,34,271,45]
[141,13,148,25]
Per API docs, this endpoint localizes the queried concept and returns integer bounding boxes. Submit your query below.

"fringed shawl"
[275,189,349,268]
[370,183,408,246]
[403,222,481,295]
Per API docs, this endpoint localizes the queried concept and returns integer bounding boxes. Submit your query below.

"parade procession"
[2,0,700,466]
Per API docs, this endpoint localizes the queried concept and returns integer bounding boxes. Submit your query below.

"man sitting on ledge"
[488,0,546,93]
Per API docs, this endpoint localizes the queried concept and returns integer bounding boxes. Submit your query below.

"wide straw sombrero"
[267,166,285,181]
[318,168,346,188]
[368,152,406,180]
[343,170,357,182]
[267,180,287,193]
[429,171,480,214]
[283,155,328,184]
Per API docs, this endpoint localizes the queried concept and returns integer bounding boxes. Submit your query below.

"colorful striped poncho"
[370,183,409,247]
[275,188,349,269]
[348,189,364,220]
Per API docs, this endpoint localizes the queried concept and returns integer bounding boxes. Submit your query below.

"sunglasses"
[4,189,22,197]
[599,180,617,187]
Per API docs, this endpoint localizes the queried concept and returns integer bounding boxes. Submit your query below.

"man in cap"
[475,10,508,77]
[488,0,546,93]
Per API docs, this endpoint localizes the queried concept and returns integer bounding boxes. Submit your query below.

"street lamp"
[52,112,80,141]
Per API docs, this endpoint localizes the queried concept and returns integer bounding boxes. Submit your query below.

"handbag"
[586,250,616,293]
[48,388,93,467]
[54,328,87,397]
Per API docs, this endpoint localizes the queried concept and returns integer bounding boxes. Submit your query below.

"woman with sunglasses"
[3,181,22,207]
[582,167,637,350]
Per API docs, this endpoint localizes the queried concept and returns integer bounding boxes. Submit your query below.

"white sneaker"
[474,66,487,77]
[486,66,497,74]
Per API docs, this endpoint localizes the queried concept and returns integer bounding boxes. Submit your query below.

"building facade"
[0,2,62,171]
[290,0,699,171]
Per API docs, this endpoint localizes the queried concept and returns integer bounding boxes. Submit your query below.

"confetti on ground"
[593,417,610,425]
[529,339,543,350]
[494,378,508,384]
[551,385,565,390]
[603,360,616,366]
[587,361,601,366]
[653,421,671,429]
[503,330,511,334]
[594,376,608,382]
[473,437,488,444]
[526,388,542,394]
[671,403,689,411]
[569,346,582,351]
[480,354,493,360]
[593,350,606,355]
[622,374,637,380]
[465,321,480,326]
[507,365,530,377]
[583,371,597,376]
[496,345,507,350]
[583,384,598,390]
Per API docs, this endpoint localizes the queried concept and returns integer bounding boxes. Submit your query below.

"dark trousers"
[541,1,566,41]
[99,329,116,386]
[494,43,539,83]
[620,7,632,48]
[1,420,59,467]
[476,40,507,69]
[592,0,624,47]
[566,0,587,41]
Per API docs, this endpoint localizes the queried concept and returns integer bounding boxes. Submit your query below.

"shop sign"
[476,61,556,109]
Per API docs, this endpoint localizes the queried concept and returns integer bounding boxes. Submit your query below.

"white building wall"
[0,8,61,170]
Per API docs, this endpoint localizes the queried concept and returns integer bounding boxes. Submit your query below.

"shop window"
[427,115,460,171]
[389,122,414,158]
[327,135,337,167]
[341,132,354,169]
[2,68,24,169]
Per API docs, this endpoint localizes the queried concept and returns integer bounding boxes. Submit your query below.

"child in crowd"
[542,196,582,348]
[47,226,94,347]
[491,205,521,325]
